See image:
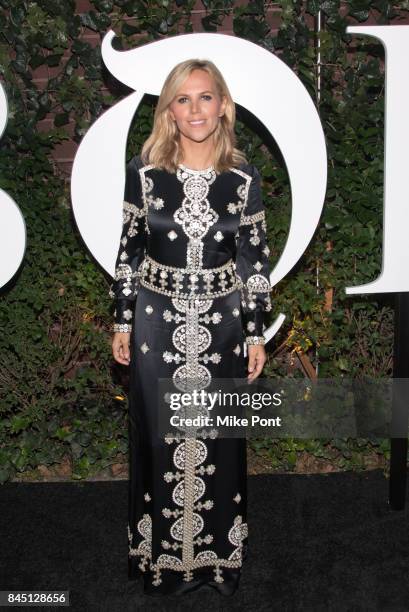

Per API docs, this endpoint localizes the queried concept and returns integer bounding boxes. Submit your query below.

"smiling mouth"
[189,120,206,125]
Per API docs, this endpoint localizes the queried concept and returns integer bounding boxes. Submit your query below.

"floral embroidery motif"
[227,180,248,215]
[247,273,271,294]
[143,176,164,210]
[228,515,248,559]
[128,513,152,572]
[174,166,218,274]
[123,200,144,237]
[110,263,136,298]
[123,309,133,321]
[241,273,272,317]
[140,342,150,353]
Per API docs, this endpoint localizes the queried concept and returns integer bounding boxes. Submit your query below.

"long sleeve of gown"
[109,156,147,332]
[235,165,272,346]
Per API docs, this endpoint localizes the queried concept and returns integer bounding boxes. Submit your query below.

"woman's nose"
[191,99,200,113]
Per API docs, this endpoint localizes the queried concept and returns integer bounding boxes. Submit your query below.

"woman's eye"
[176,95,212,103]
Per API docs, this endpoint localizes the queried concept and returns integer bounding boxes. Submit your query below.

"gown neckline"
[178,163,214,174]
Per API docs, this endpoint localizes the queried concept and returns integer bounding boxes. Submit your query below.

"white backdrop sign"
[345,26,409,294]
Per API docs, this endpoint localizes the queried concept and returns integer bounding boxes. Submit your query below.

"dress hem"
[128,553,247,597]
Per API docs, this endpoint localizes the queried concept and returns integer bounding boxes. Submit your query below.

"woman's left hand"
[247,344,266,382]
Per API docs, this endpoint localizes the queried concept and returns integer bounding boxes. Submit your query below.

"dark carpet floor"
[1,470,409,612]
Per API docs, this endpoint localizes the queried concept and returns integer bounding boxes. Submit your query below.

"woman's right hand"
[112,332,131,365]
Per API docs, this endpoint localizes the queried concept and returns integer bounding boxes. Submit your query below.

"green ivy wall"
[0,0,408,483]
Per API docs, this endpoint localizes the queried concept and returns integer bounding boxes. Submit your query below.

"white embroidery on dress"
[143,175,164,209]
[138,165,155,235]
[140,342,150,353]
[228,515,248,560]
[128,513,152,572]
[127,166,249,586]
[174,167,218,274]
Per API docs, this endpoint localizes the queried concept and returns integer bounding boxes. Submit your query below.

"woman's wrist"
[112,323,132,333]
[246,335,265,346]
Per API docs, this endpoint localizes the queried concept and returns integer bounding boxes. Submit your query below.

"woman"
[110,58,272,597]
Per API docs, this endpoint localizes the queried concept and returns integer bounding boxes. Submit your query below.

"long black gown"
[110,154,272,596]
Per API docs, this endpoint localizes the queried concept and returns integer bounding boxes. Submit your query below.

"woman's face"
[168,69,227,145]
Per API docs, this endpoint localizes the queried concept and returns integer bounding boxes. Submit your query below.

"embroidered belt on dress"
[139,254,240,298]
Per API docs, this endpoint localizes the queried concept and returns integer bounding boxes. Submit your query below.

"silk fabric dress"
[110,154,272,596]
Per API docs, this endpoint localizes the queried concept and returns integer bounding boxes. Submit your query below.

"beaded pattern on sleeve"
[113,323,132,333]
[246,336,265,345]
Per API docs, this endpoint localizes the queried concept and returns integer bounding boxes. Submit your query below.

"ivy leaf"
[10,58,26,74]
[92,0,114,11]
[54,112,69,127]
[201,15,217,32]
[29,55,45,69]
[122,22,140,36]
[80,11,99,31]
[158,19,168,34]
[46,54,63,67]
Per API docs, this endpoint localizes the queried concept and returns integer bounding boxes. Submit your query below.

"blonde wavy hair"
[140,59,247,174]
